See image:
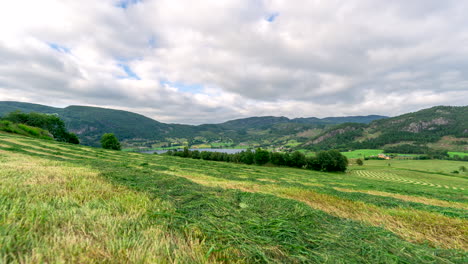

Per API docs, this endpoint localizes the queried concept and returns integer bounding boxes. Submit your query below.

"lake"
[141,148,246,154]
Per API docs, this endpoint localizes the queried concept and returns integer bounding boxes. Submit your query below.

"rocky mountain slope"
[303,106,468,151]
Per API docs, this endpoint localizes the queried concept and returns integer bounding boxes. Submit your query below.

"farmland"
[449,152,468,158]
[340,149,383,159]
[0,132,467,263]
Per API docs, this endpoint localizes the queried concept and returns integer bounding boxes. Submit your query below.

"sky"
[0,0,467,124]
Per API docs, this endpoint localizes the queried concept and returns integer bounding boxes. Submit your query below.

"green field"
[0,132,467,263]
[364,159,468,175]
[449,152,468,158]
[341,149,383,158]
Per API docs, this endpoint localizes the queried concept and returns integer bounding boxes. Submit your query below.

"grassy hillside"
[0,132,467,263]
[0,120,53,140]
[304,105,468,151]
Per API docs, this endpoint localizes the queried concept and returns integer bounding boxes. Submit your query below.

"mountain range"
[1,101,466,152]
[0,101,386,147]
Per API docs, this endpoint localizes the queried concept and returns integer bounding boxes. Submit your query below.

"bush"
[290,151,306,168]
[191,150,200,159]
[356,158,364,166]
[316,150,348,172]
[101,133,121,150]
[240,149,254,165]
[254,148,270,165]
[270,152,286,166]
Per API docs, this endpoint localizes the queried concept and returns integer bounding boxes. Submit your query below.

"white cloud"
[0,0,467,124]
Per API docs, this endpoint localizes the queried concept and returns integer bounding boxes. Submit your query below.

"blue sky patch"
[117,63,140,80]
[116,0,142,9]
[161,80,204,93]
[266,12,280,22]
[48,43,71,53]
[148,36,157,48]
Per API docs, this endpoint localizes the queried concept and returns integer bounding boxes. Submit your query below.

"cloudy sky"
[0,0,467,124]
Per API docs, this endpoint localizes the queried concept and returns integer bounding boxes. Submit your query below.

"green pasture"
[341,149,383,158]
[449,152,468,158]
[364,159,468,175]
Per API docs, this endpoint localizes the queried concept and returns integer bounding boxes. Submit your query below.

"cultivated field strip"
[352,170,465,190]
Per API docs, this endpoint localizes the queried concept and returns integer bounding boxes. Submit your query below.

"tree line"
[1,111,80,144]
[165,148,348,172]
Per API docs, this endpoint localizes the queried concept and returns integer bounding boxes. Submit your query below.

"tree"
[270,152,285,166]
[101,133,121,150]
[240,149,254,165]
[356,158,364,166]
[316,149,348,172]
[2,111,80,144]
[306,156,321,171]
[200,151,211,160]
[66,133,80,144]
[191,150,200,159]
[254,148,270,165]
[182,146,190,158]
[290,151,306,168]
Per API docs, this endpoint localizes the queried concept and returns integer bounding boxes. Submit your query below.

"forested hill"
[0,101,386,147]
[0,101,195,146]
[303,105,468,151]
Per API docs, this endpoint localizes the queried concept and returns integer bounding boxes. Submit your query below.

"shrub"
[101,133,121,150]
[270,152,286,166]
[254,148,270,165]
[316,150,348,172]
[290,151,307,168]
[240,149,254,165]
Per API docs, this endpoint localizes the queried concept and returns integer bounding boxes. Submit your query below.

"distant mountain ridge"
[219,115,385,130]
[0,101,387,147]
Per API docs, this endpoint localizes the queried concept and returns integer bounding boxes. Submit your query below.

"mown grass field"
[341,149,384,159]
[449,152,468,158]
[0,132,467,263]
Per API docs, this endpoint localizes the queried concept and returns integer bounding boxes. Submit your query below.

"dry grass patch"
[334,187,468,210]
[256,178,278,183]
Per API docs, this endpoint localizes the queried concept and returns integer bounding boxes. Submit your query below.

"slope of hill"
[0,101,61,114]
[304,106,468,151]
[0,101,387,147]
[0,131,466,262]
[60,105,195,145]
